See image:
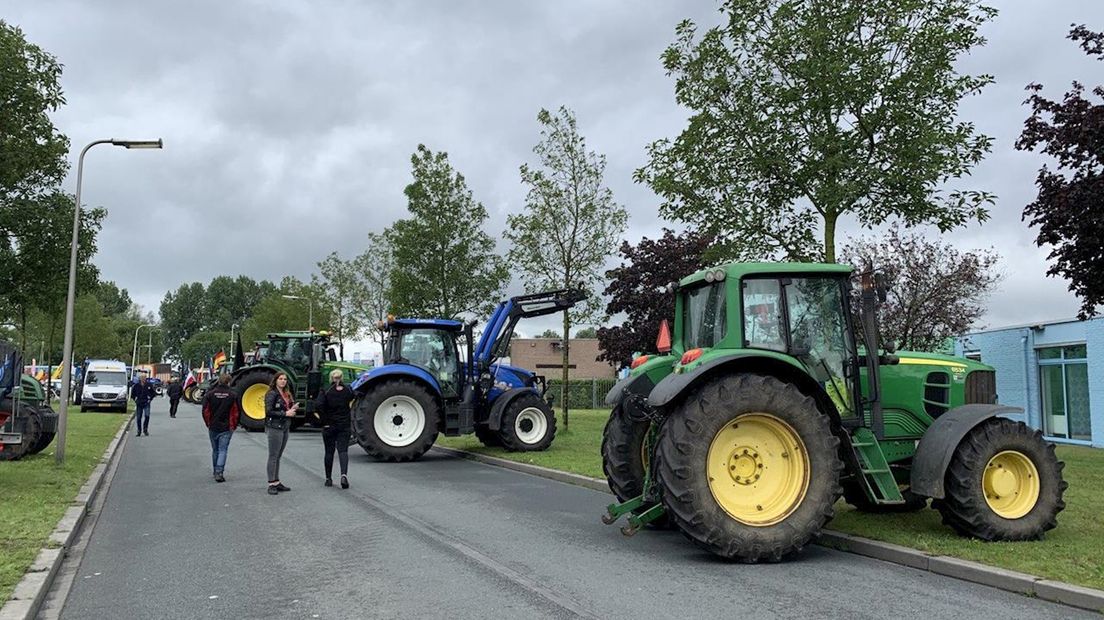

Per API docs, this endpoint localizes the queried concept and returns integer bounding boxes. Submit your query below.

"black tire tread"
[934,417,1066,541]
[232,369,276,431]
[353,379,440,462]
[656,373,843,563]
[497,393,557,452]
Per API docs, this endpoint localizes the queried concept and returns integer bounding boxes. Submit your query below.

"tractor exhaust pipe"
[860,263,885,440]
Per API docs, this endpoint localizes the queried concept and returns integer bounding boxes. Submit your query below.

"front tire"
[353,380,440,462]
[656,374,843,562]
[934,418,1066,541]
[233,370,275,432]
[0,401,42,461]
[497,393,556,452]
[601,404,670,527]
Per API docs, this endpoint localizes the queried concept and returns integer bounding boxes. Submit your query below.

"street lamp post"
[282,295,314,331]
[56,138,162,464]
[130,323,156,380]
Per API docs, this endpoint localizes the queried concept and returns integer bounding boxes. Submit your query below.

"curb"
[1,417,131,620]
[432,445,1104,615]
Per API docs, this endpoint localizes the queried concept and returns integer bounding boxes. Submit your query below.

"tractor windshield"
[395,329,460,396]
[742,276,857,417]
[683,282,727,349]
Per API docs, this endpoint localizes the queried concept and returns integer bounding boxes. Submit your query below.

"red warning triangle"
[656,319,672,353]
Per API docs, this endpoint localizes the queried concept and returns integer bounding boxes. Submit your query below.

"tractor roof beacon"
[601,262,1066,562]
[349,289,586,462]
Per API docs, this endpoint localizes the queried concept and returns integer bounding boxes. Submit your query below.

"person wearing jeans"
[264,373,297,495]
[201,373,240,482]
[314,369,354,488]
[130,376,156,436]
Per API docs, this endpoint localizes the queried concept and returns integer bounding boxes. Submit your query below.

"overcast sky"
[6,0,1103,356]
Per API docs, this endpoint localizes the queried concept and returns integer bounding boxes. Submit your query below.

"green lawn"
[438,408,1104,590]
[0,410,128,603]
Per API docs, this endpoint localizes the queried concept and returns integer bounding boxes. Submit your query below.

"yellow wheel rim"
[707,413,809,527]
[242,384,269,421]
[984,450,1040,519]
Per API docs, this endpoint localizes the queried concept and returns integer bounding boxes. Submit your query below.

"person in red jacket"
[201,373,240,483]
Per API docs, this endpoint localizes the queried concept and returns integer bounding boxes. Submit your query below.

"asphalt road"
[58,398,1092,620]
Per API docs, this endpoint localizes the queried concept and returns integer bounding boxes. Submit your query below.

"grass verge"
[0,410,128,604]
[437,408,1104,590]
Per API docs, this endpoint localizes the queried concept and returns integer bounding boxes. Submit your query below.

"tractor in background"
[601,262,1066,561]
[230,331,371,431]
[350,289,585,461]
[1,341,59,460]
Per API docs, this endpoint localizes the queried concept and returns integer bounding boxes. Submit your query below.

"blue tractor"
[350,289,585,461]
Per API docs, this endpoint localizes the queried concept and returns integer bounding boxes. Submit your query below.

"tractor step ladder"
[848,427,905,504]
[443,403,474,436]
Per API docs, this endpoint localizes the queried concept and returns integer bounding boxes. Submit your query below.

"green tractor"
[229,331,370,431]
[1,342,59,460]
[601,262,1066,561]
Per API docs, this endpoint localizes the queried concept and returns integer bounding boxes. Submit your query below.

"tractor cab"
[382,319,464,397]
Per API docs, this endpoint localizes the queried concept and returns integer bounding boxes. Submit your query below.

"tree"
[637,0,997,263]
[0,191,104,352]
[202,275,276,333]
[574,327,597,339]
[350,231,395,348]
[314,252,363,358]
[504,107,628,428]
[94,281,133,317]
[842,225,1001,352]
[159,282,207,357]
[536,329,562,339]
[70,295,121,362]
[1016,25,1104,319]
[180,331,231,368]
[597,229,715,367]
[241,277,332,346]
[389,145,509,318]
[0,20,69,202]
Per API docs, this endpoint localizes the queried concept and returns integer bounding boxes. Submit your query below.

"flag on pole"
[213,350,227,370]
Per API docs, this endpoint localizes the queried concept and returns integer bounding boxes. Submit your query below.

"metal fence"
[545,378,618,410]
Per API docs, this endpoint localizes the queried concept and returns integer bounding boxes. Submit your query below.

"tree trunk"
[823,213,837,263]
[561,309,570,430]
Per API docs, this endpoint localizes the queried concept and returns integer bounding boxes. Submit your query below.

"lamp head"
[112,139,163,149]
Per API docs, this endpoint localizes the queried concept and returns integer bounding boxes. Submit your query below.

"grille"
[965,370,996,404]
[92,392,119,400]
[924,372,951,417]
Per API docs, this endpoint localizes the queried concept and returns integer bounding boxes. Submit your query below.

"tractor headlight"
[712,269,726,281]
[705,271,715,283]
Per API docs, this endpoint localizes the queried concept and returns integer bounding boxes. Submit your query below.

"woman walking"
[264,373,298,495]
[314,369,355,488]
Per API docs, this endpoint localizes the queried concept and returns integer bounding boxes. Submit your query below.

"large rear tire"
[27,406,56,455]
[233,370,275,432]
[353,380,440,462]
[601,404,670,528]
[497,393,556,452]
[934,418,1066,541]
[0,401,42,461]
[656,374,843,562]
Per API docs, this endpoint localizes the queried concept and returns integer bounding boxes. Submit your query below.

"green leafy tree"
[0,20,69,202]
[94,281,133,317]
[314,252,364,358]
[0,191,104,352]
[574,327,598,339]
[389,145,509,319]
[351,231,396,348]
[241,277,332,345]
[536,329,562,339]
[159,282,206,357]
[71,295,121,362]
[202,275,276,333]
[180,331,231,368]
[637,0,998,262]
[504,107,627,428]
[1016,25,1104,318]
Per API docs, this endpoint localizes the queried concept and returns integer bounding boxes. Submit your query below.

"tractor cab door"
[306,341,324,399]
[740,275,860,419]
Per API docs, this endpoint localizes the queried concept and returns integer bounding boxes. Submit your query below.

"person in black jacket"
[314,369,355,488]
[131,376,157,436]
[202,374,240,482]
[264,373,298,495]
[166,378,184,418]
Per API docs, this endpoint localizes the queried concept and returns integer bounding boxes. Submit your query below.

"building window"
[1037,345,1091,441]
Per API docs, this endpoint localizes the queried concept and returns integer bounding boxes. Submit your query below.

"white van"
[79,360,130,413]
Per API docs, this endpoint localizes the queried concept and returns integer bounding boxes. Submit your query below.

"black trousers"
[322,425,350,479]
[169,397,180,416]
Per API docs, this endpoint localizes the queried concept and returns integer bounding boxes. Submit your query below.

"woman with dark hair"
[264,372,298,495]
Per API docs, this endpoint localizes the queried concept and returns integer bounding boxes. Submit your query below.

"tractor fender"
[485,387,540,431]
[605,373,659,407]
[910,404,1024,499]
[351,365,441,397]
[647,353,838,420]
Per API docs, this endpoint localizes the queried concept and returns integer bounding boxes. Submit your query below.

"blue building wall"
[956,318,1102,448]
